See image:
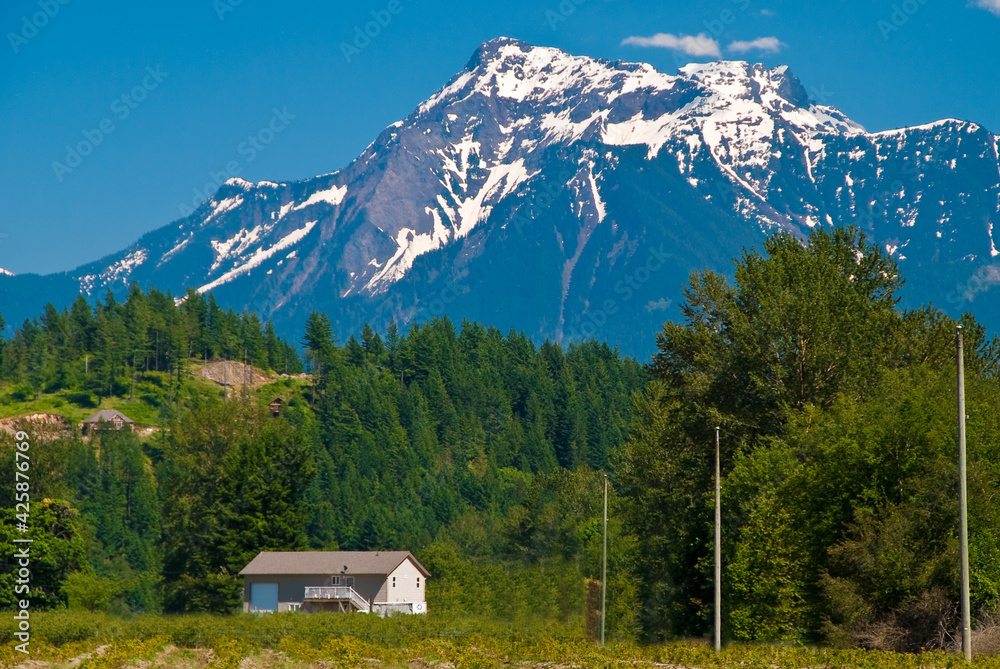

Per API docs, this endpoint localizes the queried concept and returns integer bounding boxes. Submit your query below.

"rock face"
[2,38,998,356]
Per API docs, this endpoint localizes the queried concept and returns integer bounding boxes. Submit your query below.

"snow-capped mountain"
[2,38,998,355]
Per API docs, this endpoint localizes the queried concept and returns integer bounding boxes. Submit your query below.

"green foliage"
[207,637,249,669]
[649,227,902,435]
[0,292,646,626]
[619,225,1000,647]
[16,223,1000,655]
[77,635,167,669]
[160,403,314,612]
[63,572,125,612]
[10,611,1000,667]
[419,469,640,641]
[0,499,88,609]
[0,284,301,414]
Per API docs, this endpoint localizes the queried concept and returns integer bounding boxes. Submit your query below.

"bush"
[64,573,126,613]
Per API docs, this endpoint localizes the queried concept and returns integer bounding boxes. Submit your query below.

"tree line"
[2,225,999,649]
[0,302,645,630]
[616,226,1000,649]
[0,284,302,403]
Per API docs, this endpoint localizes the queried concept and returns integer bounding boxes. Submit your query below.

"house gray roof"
[239,551,430,578]
[83,409,134,424]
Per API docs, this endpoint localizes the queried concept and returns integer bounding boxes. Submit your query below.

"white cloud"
[971,0,1000,15]
[620,32,722,57]
[759,9,776,16]
[726,36,786,53]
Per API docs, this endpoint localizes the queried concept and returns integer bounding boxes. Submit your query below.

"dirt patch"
[199,361,273,388]
[0,413,74,439]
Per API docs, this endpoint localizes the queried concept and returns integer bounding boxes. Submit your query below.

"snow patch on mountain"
[80,249,148,295]
[872,119,967,137]
[159,233,194,267]
[584,163,606,223]
[198,220,317,294]
[211,224,272,271]
[293,184,348,211]
[453,159,535,238]
[364,218,452,293]
[209,195,244,221]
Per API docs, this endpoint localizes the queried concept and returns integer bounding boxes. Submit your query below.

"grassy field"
[0,363,311,429]
[0,371,213,425]
[2,611,999,669]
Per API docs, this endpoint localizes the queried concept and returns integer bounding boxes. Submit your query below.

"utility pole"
[601,473,608,647]
[957,325,972,661]
[715,425,722,652]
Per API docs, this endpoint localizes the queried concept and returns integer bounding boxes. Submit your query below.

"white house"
[238,550,430,615]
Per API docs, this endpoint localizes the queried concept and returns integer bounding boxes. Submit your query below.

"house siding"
[350,575,384,603]
[383,558,425,605]
[243,575,329,612]
[240,552,429,615]
[242,573,409,612]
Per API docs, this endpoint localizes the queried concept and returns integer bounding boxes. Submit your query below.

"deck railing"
[303,586,370,612]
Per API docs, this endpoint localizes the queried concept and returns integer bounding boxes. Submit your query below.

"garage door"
[250,583,278,612]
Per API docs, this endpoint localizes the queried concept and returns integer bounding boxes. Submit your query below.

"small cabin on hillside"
[268,397,284,417]
[239,550,430,615]
[82,409,135,433]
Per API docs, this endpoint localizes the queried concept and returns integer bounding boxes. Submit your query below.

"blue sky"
[1,0,998,275]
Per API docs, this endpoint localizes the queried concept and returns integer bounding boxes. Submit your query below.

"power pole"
[715,425,722,652]
[957,325,972,661]
[601,473,608,647]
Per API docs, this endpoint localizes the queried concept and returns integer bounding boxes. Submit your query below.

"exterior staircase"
[303,586,370,613]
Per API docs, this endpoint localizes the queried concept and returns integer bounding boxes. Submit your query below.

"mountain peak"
[19,38,993,359]
[466,36,533,68]
[677,60,810,108]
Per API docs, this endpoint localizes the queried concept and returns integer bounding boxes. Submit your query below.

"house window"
[288,603,301,612]
[332,576,355,587]
[416,577,420,588]
[392,577,396,588]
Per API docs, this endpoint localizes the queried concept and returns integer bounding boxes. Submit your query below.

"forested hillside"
[0,297,646,632]
[2,226,1000,651]
[0,284,302,408]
